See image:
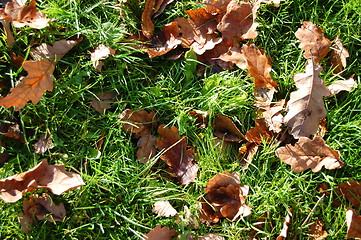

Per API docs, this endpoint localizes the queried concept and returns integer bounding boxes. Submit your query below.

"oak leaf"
[119,109,157,137]
[90,44,116,72]
[308,219,328,240]
[346,208,361,239]
[152,200,177,217]
[259,99,285,133]
[200,171,251,224]
[284,60,329,138]
[136,134,157,163]
[335,179,361,208]
[245,118,275,144]
[213,114,244,142]
[238,142,259,168]
[0,59,55,111]
[156,124,198,184]
[90,92,117,115]
[327,76,357,97]
[295,21,330,63]
[329,36,349,74]
[275,136,343,173]
[0,159,85,203]
[145,225,176,240]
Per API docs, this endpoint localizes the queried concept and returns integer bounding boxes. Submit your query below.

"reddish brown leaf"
[136,134,157,163]
[275,136,343,173]
[238,142,259,168]
[90,44,116,72]
[346,208,361,239]
[213,114,244,142]
[0,159,85,203]
[145,225,176,240]
[119,109,157,136]
[308,219,328,240]
[156,124,198,184]
[0,122,25,143]
[34,133,52,154]
[189,110,209,128]
[9,52,25,68]
[329,36,349,74]
[152,200,177,217]
[295,21,330,63]
[200,171,251,224]
[90,92,117,115]
[0,59,54,111]
[276,211,291,240]
[198,42,233,70]
[245,118,275,144]
[335,180,361,208]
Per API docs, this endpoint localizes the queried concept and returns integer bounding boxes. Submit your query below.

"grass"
[0,0,360,239]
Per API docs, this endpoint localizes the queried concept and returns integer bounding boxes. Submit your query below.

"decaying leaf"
[200,171,251,224]
[19,193,66,233]
[329,36,349,74]
[156,124,198,184]
[275,136,343,173]
[0,159,85,203]
[284,60,329,138]
[90,92,117,115]
[308,219,328,240]
[335,179,361,208]
[189,110,209,128]
[213,114,244,142]
[0,122,25,143]
[90,44,116,72]
[0,0,52,29]
[136,134,157,163]
[152,200,177,217]
[295,21,330,63]
[34,133,52,154]
[245,118,275,144]
[327,76,357,97]
[0,59,54,111]
[183,205,199,229]
[346,208,361,239]
[276,211,291,240]
[145,225,176,240]
[119,109,157,137]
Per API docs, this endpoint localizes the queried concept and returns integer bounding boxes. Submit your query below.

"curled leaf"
[213,114,244,142]
[329,36,349,74]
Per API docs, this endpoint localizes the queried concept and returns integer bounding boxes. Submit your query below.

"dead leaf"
[275,136,343,173]
[249,213,268,239]
[327,76,357,97]
[189,110,209,128]
[152,200,177,217]
[316,117,327,138]
[276,211,291,240]
[245,118,275,144]
[284,60,329,138]
[90,92,117,115]
[0,159,85,203]
[335,180,361,208]
[213,114,245,142]
[34,133,52,154]
[238,142,259,168]
[0,0,52,29]
[137,134,157,163]
[9,52,25,68]
[119,109,157,137]
[145,225,176,240]
[308,219,328,240]
[295,21,330,63]
[90,44,116,72]
[0,122,25,143]
[199,233,225,240]
[200,171,251,224]
[156,124,198,185]
[259,99,284,133]
[0,59,54,111]
[1,19,14,46]
[183,205,199,229]
[152,0,174,18]
[346,208,361,239]
[329,36,349,74]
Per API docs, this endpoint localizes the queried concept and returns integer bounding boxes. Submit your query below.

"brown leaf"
[329,36,349,74]
[238,142,259,168]
[0,122,25,143]
[34,133,52,154]
[145,225,176,240]
[136,134,157,163]
[200,171,251,224]
[90,92,117,115]
[90,44,116,72]
[316,117,327,138]
[9,52,25,68]
[0,159,85,203]
[198,233,225,240]
[0,59,54,111]
[189,110,209,128]
[275,136,343,173]
[295,21,330,63]
[156,124,198,184]
[0,0,52,29]
[276,211,291,240]
[219,43,247,69]
[245,118,275,144]
[335,180,361,208]
[152,200,177,217]
[327,76,357,97]
[1,19,14,46]
[259,99,285,133]
[213,114,245,142]
[346,208,361,239]
[119,109,157,136]
[284,60,329,138]
[308,219,328,240]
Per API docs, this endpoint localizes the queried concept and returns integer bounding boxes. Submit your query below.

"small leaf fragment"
[276,211,291,240]
[152,200,177,217]
[145,225,176,240]
[90,92,117,115]
[137,134,157,163]
[346,208,361,239]
[34,133,52,154]
[327,76,357,97]
[120,109,157,136]
[90,44,116,72]
[308,219,328,240]
[329,36,349,74]
[335,179,361,208]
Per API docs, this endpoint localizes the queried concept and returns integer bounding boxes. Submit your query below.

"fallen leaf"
[0,122,25,143]
[316,117,327,138]
[152,0,174,18]
[34,133,52,154]
[316,182,330,195]
[0,159,85,203]
[308,219,328,240]
[145,225,176,240]
[9,52,25,68]
[275,136,343,173]
[152,200,177,217]
[276,211,291,240]
[346,208,361,239]
[238,142,259,168]
[119,109,157,137]
[90,44,116,72]
[213,114,245,142]
[335,179,361,208]
[295,21,330,63]
[259,99,285,133]
[183,205,199,229]
[189,110,209,128]
[284,60,329,138]
[137,134,157,163]
[1,19,14,46]
[329,36,349,74]
[0,0,52,29]
[249,213,268,239]
[199,233,225,240]
[0,59,54,111]
[327,76,357,97]
[200,171,251,224]
[90,92,117,115]
[156,124,198,184]
[245,118,275,144]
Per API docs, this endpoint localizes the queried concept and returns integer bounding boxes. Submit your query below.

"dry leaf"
[259,99,284,133]
[327,76,357,97]
[346,208,361,239]
[275,136,343,173]
[308,219,328,240]
[245,118,275,144]
[199,233,225,240]
[249,213,268,239]
[316,117,327,138]
[295,21,330,63]
[0,0,52,29]
[90,44,116,72]
[156,124,198,185]
[284,60,329,138]
[1,19,14,46]
[200,171,251,224]
[329,36,349,74]
[30,38,82,61]
[0,122,25,143]
[189,110,209,128]
[137,134,157,163]
[213,114,244,142]
[238,142,259,168]
[9,52,25,68]
[0,59,54,111]
[335,179,361,208]
[34,133,52,154]
[90,92,117,115]
[152,200,177,217]
[276,211,291,240]
[0,159,85,203]
[145,225,176,240]
[183,205,199,229]
[119,109,157,137]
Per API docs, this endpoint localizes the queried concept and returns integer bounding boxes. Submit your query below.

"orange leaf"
[245,118,275,144]
[0,59,55,111]
[145,225,176,240]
